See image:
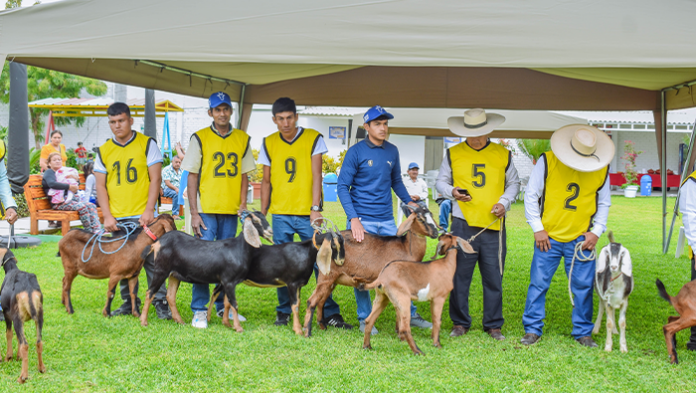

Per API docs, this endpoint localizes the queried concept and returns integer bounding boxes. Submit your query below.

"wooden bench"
[159,189,182,216]
[24,174,104,235]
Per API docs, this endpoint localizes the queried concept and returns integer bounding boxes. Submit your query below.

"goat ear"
[597,246,608,273]
[316,238,332,276]
[396,214,415,236]
[620,248,633,277]
[243,217,262,248]
[432,240,445,259]
[456,238,475,254]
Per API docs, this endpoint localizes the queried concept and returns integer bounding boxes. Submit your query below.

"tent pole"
[236,84,247,130]
[664,117,696,254]
[144,89,157,140]
[661,91,668,253]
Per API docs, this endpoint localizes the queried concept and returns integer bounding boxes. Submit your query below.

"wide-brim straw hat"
[550,124,615,172]
[447,108,505,137]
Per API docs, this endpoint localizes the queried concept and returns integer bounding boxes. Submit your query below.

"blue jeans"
[347,218,417,321]
[522,235,596,338]
[191,213,238,312]
[439,199,452,231]
[274,215,341,317]
[163,187,180,216]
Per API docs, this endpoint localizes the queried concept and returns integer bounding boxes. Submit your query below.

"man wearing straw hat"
[436,108,520,341]
[520,124,613,347]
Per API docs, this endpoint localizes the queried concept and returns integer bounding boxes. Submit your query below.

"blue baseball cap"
[208,91,232,109]
[363,105,394,124]
[408,162,419,170]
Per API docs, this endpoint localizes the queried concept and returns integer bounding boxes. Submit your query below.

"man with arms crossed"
[521,124,613,347]
[337,105,432,334]
[436,108,520,341]
[94,102,171,319]
[259,97,352,329]
[181,92,255,329]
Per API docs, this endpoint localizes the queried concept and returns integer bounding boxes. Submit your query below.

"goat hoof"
[413,350,424,356]
[620,347,628,353]
[39,366,46,373]
[363,344,372,350]
[604,346,612,352]
[434,343,442,349]
[140,321,149,327]
[17,376,27,384]
[235,327,244,333]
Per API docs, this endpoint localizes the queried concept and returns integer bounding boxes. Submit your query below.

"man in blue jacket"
[337,105,433,334]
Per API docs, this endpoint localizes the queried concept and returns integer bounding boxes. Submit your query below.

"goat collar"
[143,225,157,241]
[1,256,16,267]
[610,272,623,282]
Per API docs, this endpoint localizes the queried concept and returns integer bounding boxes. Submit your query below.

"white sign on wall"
[329,126,346,139]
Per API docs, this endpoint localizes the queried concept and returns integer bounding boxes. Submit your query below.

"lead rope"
[81,222,139,263]
[467,215,505,276]
[568,241,597,307]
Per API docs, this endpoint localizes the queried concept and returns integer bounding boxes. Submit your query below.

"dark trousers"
[449,217,506,330]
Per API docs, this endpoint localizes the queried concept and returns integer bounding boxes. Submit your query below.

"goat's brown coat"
[58,214,176,317]
[303,212,438,335]
[656,278,696,364]
[360,235,474,354]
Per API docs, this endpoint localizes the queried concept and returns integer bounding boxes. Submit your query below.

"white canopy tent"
[3,0,696,250]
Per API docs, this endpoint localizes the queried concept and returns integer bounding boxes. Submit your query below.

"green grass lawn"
[2,195,696,392]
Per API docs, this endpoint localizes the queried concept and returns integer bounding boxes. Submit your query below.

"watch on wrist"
[311,205,323,212]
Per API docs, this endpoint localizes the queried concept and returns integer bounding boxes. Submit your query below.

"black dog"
[139,211,273,330]
[1,248,45,383]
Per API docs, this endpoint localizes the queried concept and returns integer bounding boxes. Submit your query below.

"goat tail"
[141,244,153,261]
[357,279,381,292]
[607,231,615,243]
[656,279,673,305]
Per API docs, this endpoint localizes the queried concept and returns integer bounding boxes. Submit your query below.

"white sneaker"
[217,309,246,322]
[191,311,208,329]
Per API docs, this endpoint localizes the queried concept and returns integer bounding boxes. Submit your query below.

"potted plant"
[621,140,642,198]
[250,149,263,199]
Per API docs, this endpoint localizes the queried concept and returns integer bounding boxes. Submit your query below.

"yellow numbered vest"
[540,152,608,243]
[263,128,320,215]
[449,140,510,231]
[98,132,153,218]
[194,126,250,214]
[681,170,696,186]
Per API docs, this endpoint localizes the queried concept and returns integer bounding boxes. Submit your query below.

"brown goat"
[58,214,176,317]
[361,234,475,355]
[656,278,696,364]
[303,207,439,336]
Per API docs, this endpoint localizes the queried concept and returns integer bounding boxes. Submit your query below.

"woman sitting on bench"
[42,152,101,233]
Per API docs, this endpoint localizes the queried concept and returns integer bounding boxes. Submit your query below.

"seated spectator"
[162,155,183,218]
[437,197,452,232]
[401,162,429,217]
[82,161,98,206]
[47,165,79,204]
[42,152,101,233]
[75,142,88,167]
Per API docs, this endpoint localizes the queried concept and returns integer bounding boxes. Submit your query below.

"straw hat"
[447,108,505,137]
[550,124,615,172]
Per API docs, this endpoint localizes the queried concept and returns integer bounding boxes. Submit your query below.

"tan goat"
[360,234,475,355]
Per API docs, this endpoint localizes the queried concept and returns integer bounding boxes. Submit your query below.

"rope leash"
[568,241,597,307]
[81,222,139,263]
[466,215,505,276]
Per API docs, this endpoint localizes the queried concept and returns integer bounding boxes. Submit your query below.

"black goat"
[139,211,273,331]
[209,230,346,335]
[1,248,45,383]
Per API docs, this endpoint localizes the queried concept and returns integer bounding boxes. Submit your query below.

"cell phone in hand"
[457,189,472,199]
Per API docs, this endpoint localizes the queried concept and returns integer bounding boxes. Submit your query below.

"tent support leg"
[661,91,668,253]
[236,84,247,130]
[664,117,696,254]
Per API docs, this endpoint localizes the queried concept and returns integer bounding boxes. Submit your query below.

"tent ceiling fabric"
[2,0,696,109]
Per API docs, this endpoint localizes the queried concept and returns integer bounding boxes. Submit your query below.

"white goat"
[592,231,634,352]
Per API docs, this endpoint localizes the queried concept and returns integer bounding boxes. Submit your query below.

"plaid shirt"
[161,164,182,190]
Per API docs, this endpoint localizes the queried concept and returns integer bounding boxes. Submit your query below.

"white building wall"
[388,134,426,174]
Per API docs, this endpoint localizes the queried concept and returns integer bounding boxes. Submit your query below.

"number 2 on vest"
[285,158,296,182]
[564,183,580,211]
[213,152,238,177]
[472,164,486,188]
[112,159,138,185]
